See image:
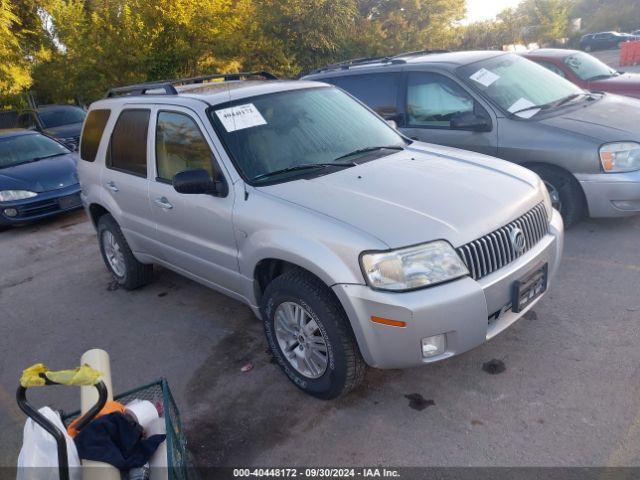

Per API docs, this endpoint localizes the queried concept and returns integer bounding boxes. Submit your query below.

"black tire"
[261,269,366,399]
[97,214,153,290]
[528,164,585,228]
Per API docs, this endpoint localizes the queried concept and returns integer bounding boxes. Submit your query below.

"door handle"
[106,181,119,192]
[154,197,173,210]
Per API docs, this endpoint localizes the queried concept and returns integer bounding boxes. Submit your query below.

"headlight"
[599,142,640,173]
[360,240,469,291]
[539,178,554,218]
[0,190,37,202]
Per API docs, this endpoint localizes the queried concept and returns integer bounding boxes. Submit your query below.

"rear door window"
[406,72,475,128]
[327,73,401,119]
[80,109,111,162]
[107,109,150,176]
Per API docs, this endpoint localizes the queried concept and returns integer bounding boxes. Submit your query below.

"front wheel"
[97,214,153,290]
[584,45,592,52]
[528,165,585,228]
[261,269,366,399]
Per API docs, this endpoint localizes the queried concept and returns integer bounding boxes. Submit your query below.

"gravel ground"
[1,210,639,469]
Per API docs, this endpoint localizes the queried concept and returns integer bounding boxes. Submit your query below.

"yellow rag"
[20,363,102,387]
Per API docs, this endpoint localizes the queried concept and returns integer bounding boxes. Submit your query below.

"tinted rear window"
[326,73,401,118]
[107,109,150,176]
[80,109,111,162]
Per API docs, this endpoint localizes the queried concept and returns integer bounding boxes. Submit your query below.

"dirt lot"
[1,209,639,468]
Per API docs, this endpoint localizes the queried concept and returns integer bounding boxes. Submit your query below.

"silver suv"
[78,73,564,398]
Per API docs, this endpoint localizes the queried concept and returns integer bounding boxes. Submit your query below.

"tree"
[0,0,31,97]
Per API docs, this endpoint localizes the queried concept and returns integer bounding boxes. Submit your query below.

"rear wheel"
[528,164,585,228]
[97,214,153,290]
[261,269,366,399]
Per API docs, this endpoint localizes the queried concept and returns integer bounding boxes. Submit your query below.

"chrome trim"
[456,203,549,281]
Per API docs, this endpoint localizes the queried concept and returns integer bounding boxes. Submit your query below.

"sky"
[465,0,524,23]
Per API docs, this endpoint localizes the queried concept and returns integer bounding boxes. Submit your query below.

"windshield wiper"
[31,152,68,162]
[251,162,357,182]
[585,73,616,81]
[332,145,404,163]
[510,93,589,117]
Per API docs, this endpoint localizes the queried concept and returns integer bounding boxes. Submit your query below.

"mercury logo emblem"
[510,227,526,256]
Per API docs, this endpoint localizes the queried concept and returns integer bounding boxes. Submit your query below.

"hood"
[540,93,640,142]
[258,145,542,248]
[590,73,640,96]
[43,122,83,140]
[0,153,79,193]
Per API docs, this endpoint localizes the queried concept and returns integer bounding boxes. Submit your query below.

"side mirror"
[173,168,228,196]
[386,119,398,129]
[450,111,491,132]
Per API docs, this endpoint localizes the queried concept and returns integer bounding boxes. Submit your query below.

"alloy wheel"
[102,230,126,278]
[274,301,329,379]
[544,180,563,214]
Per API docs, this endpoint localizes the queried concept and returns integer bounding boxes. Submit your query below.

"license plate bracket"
[512,263,548,313]
[58,193,81,210]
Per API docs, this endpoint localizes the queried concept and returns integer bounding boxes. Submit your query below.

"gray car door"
[399,71,498,156]
[147,107,242,296]
[102,107,159,256]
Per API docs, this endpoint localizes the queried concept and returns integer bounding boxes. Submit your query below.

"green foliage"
[0,0,32,98]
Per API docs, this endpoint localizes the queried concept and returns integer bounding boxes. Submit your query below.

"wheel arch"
[522,161,588,202]
[88,203,111,228]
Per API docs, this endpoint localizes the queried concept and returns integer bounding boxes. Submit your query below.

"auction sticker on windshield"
[508,98,540,119]
[470,68,500,87]
[215,103,267,132]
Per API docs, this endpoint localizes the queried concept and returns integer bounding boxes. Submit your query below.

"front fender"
[239,228,365,297]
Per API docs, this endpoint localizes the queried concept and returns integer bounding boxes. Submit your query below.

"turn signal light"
[371,316,406,328]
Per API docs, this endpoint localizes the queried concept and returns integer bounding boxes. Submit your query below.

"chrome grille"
[456,203,549,281]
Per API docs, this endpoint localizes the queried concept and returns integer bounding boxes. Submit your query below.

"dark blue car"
[0,129,82,228]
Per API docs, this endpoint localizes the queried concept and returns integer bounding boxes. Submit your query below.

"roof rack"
[105,71,278,98]
[308,49,450,75]
[392,49,450,58]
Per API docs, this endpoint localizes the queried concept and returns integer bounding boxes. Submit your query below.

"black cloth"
[74,412,166,469]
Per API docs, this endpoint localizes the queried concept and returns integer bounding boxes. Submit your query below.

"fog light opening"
[4,208,18,218]
[421,334,446,358]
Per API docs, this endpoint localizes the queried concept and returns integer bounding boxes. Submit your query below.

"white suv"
[78,73,564,398]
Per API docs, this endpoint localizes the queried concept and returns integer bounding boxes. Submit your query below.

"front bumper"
[0,184,82,226]
[576,170,640,217]
[333,209,564,369]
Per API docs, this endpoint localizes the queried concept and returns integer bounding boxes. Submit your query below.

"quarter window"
[17,113,36,130]
[327,73,401,119]
[107,109,150,176]
[80,109,111,162]
[155,111,214,181]
[407,73,474,128]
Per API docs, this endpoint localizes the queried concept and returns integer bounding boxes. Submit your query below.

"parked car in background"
[15,105,86,151]
[78,74,563,398]
[579,32,637,52]
[304,51,640,226]
[0,129,81,228]
[522,49,640,99]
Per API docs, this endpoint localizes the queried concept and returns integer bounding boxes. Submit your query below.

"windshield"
[38,107,86,129]
[458,54,583,117]
[210,87,406,184]
[564,52,617,81]
[0,133,70,168]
